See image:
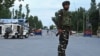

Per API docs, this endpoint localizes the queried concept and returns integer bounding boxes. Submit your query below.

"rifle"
[56,32,60,36]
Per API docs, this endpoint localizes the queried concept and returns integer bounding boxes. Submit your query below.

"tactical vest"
[62,10,71,26]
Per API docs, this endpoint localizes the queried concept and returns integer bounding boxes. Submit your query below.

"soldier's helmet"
[62,1,70,6]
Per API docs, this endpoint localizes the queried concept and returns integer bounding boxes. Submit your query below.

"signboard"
[18,19,24,26]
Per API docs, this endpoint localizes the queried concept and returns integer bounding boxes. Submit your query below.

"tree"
[18,0,24,2]
[90,0,97,12]
[26,4,30,19]
[98,3,100,9]
[18,4,22,19]
[89,0,99,35]
[50,25,55,30]
[33,16,38,28]
[98,3,100,25]
[37,20,43,29]
[0,0,15,18]
[28,15,43,29]
[22,13,25,19]
[43,26,48,29]
[89,10,99,35]
[33,16,43,29]
[14,10,18,19]
[28,15,34,32]
[3,0,15,9]
[77,7,86,32]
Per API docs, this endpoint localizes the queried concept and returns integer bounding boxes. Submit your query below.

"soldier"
[57,1,71,56]
[4,26,12,39]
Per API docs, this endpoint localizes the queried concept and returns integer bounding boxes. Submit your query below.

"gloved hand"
[58,29,63,33]
[56,29,63,36]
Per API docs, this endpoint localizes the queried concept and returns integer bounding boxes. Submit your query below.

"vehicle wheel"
[15,35,18,39]
[4,35,8,39]
[11,36,14,39]
[17,35,20,39]
[25,34,29,38]
[4,33,9,39]
[19,35,23,39]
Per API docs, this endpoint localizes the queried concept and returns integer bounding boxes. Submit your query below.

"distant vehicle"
[0,24,29,39]
[34,29,42,35]
[97,27,100,38]
[71,31,76,34]
[84,29,92,37]
[30,33,34,36]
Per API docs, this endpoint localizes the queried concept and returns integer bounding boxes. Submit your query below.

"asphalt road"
[0,30,100,56]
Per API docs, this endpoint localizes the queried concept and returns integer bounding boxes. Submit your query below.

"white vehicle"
[0,23,29,39]
[97,27,100,38]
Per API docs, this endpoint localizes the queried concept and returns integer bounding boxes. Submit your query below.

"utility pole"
[76,11,79,35]
[83,12,85,34]
[99,4,100,24]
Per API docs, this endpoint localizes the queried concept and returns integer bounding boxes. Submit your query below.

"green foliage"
[89,0,99,35]
[0,8,11,18]
[14,10,18,19]
[50,25,55,30]
[43,26,48,29]
[28,15,34,28]
[89,9,99,35]
[90,0,96,12]
[37,21,43,29]
[18,4,22,19]
[98,3,100,9]
[3,0,15,8]
[18,0,24,2]
[22,13,25,19]
[28,16,43,29]
[26,4,30,19]
[0,0,15,18]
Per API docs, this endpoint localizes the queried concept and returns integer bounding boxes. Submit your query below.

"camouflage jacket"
[57,9,71,29]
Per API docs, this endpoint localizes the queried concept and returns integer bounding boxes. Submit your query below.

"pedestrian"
[47,29,49,35]
[56,1,71,56]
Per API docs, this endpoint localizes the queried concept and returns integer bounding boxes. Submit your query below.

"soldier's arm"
[56,9,64,36]
[57,9,63,29]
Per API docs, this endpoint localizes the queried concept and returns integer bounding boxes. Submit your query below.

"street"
[0,30,100,56]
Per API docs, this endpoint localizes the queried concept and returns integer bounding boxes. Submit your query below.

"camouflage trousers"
[58,31,69,56]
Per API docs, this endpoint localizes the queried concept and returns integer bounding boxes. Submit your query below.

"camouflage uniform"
[57,9,71,56]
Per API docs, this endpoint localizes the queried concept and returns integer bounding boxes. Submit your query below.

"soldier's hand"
[58,29,63,33]
[56,29,63,36]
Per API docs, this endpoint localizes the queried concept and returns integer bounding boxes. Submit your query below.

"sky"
[12,0,100,27]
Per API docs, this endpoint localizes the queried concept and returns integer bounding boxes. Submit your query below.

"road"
[0,30,100,56]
